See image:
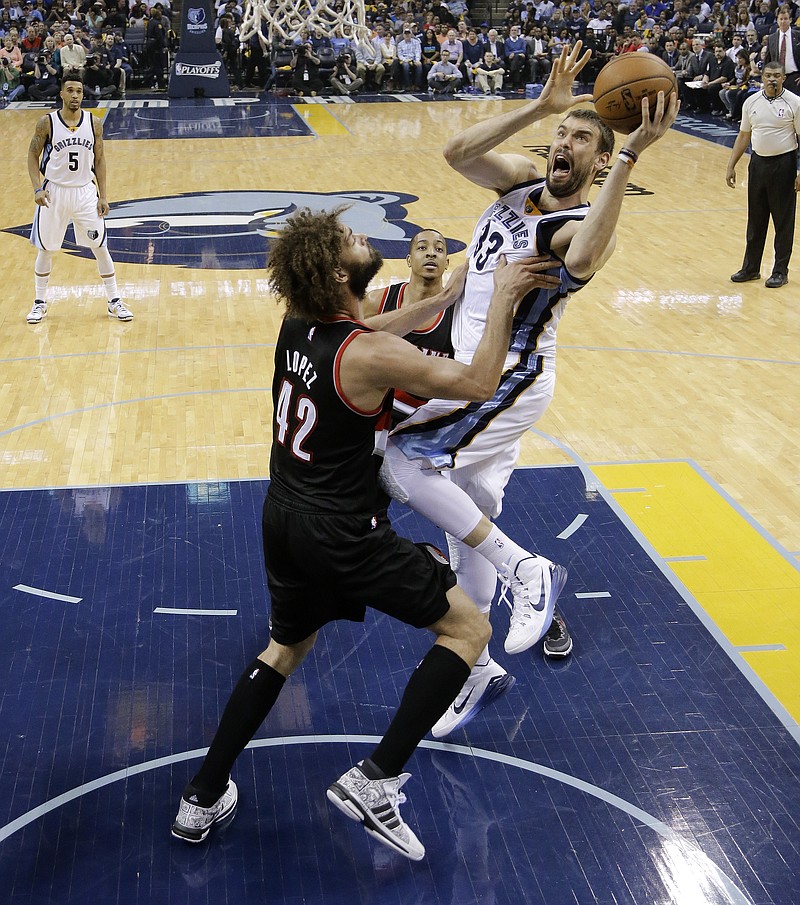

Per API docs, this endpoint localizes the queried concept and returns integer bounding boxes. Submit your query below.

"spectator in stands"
[28,36,59,98]
[356,34,385,89]
[720,47,753,121]
[484,26,505,61]
[752,1,775,39]
[59,28,85,74]
[680,35,711,109]
[526,23,551,82]
[503,23,527,88]
[110,31,132,90]
[217,15,242,89]
[533,0,555,23]
[420,23,439,80]
[439,26,463,70]
[694,40,735,111]
[105,0,127,31]
[474,48,505,93]
[129,2,147,28]
[765,4,800,94]
[46,0,71,27]
[330,49,362,94]
[376,27,397,87]
[85,2,106,35]
[461,27,482,85]
[395,25,422,89]
[0,50,25,98]
[427,45,461,92]
[1,32,22,67]
[291,40,323,95]
[84,33,114,96]
[661,36,680,67]
[144,4,168,89]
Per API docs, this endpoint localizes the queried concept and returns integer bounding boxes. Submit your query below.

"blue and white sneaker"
[431,658,515,739]
[503,557,568,655]
[171,779,238,843]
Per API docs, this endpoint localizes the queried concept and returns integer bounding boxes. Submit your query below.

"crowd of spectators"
[0,0,176,100]
[233,0,798,114]
[2,0,798,116]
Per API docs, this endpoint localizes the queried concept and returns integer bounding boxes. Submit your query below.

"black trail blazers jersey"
[378,282,454,425]
[269,316,392,513]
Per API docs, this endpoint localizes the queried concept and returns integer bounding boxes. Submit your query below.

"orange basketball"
[593,54,677,135]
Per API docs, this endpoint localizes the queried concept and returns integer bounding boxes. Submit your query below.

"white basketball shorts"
[30,182,106,252]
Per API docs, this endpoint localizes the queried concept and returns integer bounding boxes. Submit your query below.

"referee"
[726,60,800,288]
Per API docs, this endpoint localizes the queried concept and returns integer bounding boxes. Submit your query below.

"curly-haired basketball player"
[171,207,554,861]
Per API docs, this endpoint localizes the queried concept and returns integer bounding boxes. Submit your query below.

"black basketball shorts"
[262,493,456,646]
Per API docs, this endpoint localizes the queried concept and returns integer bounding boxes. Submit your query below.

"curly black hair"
[267,207,349,321]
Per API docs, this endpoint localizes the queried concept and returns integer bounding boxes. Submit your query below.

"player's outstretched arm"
[442,42,594,195]
[362,263,467,335]
[341,257,558,411]
[563,91,679,280]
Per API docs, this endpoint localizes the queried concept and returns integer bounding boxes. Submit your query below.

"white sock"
[34,250,52,300]
[473,524,536,574]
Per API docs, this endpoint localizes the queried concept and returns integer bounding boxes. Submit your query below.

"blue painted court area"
[0,469,798,904]
[101,97,314,140]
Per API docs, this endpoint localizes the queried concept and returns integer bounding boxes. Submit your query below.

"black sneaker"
[543,610,573,659]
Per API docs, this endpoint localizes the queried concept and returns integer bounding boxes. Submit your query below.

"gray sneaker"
[543,610,573,658]
[108,298,134,321]
[26,300,47,324]
[327,762,425,860]
[171,779,238,843]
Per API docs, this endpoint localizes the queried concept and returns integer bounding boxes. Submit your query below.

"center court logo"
[3,190,465,269]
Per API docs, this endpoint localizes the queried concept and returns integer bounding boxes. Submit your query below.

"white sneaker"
[327,762,425,861]
[502,557,568,655]
[431,658,515,739]
[171,779,238,843]
[26,300,47,324]
[108,298,133,321]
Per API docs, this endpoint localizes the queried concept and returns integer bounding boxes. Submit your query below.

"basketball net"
[239,0,371,47]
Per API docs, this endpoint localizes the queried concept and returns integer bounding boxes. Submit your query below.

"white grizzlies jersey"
[40,111,96,188]
[454,177,592,366]
[390,179,594,469]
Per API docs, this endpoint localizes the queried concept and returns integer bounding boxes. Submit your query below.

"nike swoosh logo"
[533,573,547,612]
[452,687,475,715]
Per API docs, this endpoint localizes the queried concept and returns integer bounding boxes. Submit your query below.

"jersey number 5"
[68,151,79,172]
[275,377,317,462]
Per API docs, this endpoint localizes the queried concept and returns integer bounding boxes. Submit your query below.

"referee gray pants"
[742,150,797,278]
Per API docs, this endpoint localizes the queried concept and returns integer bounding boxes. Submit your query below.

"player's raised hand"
[537,41,594,114]
[625,91,680,155]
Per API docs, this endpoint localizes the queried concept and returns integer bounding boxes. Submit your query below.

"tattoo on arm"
[29,117,50,159]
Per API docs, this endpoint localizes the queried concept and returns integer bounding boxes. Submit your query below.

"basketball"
[593,54,678,135]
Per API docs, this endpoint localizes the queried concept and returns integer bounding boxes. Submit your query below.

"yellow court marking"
[591,461,800,724]
[292,104,348,135]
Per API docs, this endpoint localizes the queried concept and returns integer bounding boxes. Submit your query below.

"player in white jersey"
[381,42,679,738]
[26,71,132,325]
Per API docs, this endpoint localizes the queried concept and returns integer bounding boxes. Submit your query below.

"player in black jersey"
[363,228,454,426]
[172,208,556,862]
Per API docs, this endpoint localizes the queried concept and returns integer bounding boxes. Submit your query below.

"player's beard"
[347,245,384,299]
[545,155,595,199]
